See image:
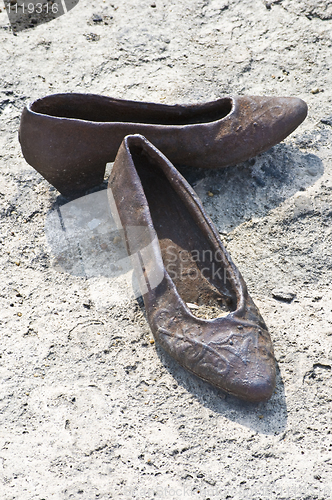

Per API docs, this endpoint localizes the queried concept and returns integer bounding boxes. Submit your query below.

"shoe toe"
[245,95,308,158]
[279,96,308,134]
[202,324,277,402]
[229,362,276,403]
[219,95,308,167]
[262,96,307,143]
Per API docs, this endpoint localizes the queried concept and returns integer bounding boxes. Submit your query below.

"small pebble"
[92,13,103,22]
[321,116,332,126]
[207,191,214,197]
[311,88,320,94]
[272,288,296,303]
[186,302,199,309]
[85,33,100,42]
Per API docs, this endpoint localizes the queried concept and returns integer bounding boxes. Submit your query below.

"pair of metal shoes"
[19,93,308,402]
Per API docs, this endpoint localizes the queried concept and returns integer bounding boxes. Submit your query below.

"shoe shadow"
[46,143,323,281]
[176,143,324,233]
[154,341,287,435]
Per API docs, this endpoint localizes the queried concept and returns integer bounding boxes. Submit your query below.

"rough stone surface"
[278,0,332,20]
[0,0,332,499]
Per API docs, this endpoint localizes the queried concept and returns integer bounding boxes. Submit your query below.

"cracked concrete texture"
[268,1,332,21]
[0,0,332,499]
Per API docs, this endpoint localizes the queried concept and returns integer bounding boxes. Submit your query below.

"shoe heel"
[19,105,107,198]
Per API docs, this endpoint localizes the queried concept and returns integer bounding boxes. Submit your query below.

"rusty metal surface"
[108,135,276,402]
[19,93,307,197]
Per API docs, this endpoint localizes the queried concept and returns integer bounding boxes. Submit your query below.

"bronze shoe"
[19,93,307,197]
[108,134,276,402]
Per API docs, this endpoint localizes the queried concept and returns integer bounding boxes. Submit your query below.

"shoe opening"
[31,94,233,126]
[128,141,238,319]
